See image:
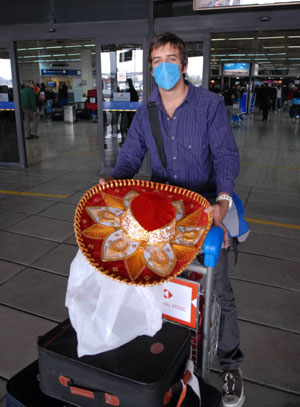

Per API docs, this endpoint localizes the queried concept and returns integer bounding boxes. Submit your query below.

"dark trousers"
[262,106,269,120]
[213,249,244,371]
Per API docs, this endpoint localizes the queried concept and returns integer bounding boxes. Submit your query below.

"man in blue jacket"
[100,32,244,407]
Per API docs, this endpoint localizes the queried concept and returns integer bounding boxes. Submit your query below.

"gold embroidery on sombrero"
[172,226,205,246]
[102,191,125,210]
[86,206,122,227]
[171,200,185,221]
[144,243,176,277]
[172,244,198,262]
[121,207,176,244]
[101,230,140,262]
[176,207,203,227]
[82,224,115,239]
[125,246,147,280]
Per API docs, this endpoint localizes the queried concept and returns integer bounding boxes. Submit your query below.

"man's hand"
[204,200,229,248]
[99,176,114,186]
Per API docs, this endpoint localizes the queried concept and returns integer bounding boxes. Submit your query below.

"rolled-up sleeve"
[208,99,240,196]
[111,109,148,180]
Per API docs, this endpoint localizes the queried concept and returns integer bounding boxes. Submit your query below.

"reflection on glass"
[101,44,143,169]
[16,38,97,166]
[0,49,19,162]
[185,41,204,87]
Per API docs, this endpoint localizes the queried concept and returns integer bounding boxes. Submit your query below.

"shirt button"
[167,118,170,121]
[171,136,175,140]
[173,116,176,120]
[188,145,192,149]
[174,175,177,179]
[173,156,176,160]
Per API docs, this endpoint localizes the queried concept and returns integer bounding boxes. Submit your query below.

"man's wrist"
[216,194,232,209]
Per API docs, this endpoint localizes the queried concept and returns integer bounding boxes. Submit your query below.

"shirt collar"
[148,81,194,108]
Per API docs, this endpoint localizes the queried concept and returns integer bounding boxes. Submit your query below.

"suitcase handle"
[164,369,191,406]
[59,375,120,406]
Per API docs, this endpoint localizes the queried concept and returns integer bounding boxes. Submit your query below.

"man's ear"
[183,62,188,74]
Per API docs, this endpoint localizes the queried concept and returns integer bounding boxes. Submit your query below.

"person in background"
[21,80,39,139]
[260,84,271,121]
[223,86,234,122]
[45,86,55,120]
[100,32,244,407]
[275,85,282,112]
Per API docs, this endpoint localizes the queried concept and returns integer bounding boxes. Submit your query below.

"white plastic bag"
[65,250,163,357]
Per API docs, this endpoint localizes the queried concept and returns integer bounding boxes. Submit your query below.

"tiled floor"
[0,110,299,406]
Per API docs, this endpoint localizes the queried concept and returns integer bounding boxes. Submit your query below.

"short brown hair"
[148,32,188,70]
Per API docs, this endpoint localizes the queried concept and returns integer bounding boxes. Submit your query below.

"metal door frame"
[96,34,150,174]
[0,40,27,168]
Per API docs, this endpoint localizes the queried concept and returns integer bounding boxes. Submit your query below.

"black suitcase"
[6,360,73,407]
[38,319,191,407]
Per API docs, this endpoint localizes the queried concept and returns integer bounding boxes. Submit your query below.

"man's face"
[151,42,187,76]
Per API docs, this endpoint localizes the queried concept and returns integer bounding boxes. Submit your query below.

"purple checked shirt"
[111,82,240,196]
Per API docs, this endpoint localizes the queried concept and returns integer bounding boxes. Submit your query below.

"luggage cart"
[163,226,223,381]
[231,102,242,127]
[289,97,300,123]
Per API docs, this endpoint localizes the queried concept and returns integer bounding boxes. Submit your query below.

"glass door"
[0,46,21,164]
[99,43,143,170]
[185,40,204,87]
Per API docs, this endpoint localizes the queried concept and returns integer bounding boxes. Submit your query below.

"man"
[21,80,39,139]
[100,32,244,407]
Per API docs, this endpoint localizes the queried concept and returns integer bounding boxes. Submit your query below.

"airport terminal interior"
[0,1,300,406]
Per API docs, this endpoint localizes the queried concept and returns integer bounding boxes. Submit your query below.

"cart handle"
[202,226,224,268]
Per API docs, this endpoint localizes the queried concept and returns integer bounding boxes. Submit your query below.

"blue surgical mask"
[153,62,180,90]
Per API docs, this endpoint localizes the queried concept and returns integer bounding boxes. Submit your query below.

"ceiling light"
[17,48,27,51]
[220,59,235,61]
[288,58,300,60]
[287,35,300,38]
[211,38,226,41]
[255,58,268,60]
[211,54,227,57]
[28,47,45,50]
[263,46,285,49]
[65,45,82,48]
[267,53,287,55]
[23,55,36,58]
[84,44,95,47]
[45,46,63,49]
[70,59,81,61]
[228,54,246,56]
[257,36,285,40]
[288,45,300,48]
[53,54,66,56]
[68,53,81,56]
[228,37,255,41]
[248,54,266,56]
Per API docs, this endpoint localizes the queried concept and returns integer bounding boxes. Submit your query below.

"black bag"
[6,360,73,407]
[38,319,191,407]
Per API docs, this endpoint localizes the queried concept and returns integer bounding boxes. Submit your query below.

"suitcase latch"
[105,393,120,406]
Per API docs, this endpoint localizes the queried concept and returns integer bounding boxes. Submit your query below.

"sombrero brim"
[74,179,213,287]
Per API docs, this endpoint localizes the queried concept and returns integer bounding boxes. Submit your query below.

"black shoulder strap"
[148,102,166,170]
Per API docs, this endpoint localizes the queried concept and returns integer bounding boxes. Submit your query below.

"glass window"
[101,44,143,168]
[0,48,19,163]
[186,41,204,87]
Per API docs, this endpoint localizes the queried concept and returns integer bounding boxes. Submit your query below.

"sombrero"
[74,179,213,286]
